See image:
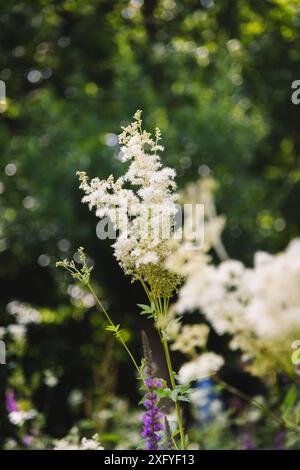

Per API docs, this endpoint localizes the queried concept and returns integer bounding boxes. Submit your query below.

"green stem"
[213,375,299,432]
[162,338,186,450]
[139,280,186,448]
[87,282,141,376]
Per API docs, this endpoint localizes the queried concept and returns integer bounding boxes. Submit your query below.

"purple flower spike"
[23,435,34,447]
[243,432,255,450]
[154,379,163,388]
[141,373,164,450]
[141,331,164,450]
[144,377,153,387]
[274,431,285,450]
[6,390,19,413]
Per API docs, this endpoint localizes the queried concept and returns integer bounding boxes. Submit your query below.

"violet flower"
[23,435,34,447]
[141,331,164,450]
[274,430,285,450]
[243,431,255,450]
[141,375,164,450]
[6,390,19,413]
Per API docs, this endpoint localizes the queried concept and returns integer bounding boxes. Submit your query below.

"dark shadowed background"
[1,0,300,447]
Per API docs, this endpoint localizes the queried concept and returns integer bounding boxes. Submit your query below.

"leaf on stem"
[137,302,156,319]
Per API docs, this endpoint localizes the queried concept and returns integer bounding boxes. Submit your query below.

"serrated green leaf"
[105,324,122,338]
[137,302,155,315]
[170,389,180,402]
[156,387,172,399]
[137,303,150,310]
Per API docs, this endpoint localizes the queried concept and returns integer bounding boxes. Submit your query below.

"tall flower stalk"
[140,285,186,449]
[141,331,164,450]
[56,247,140,375]
[57,111,187,449]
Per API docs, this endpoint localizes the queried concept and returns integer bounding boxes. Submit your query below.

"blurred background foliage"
[1,0,300,446]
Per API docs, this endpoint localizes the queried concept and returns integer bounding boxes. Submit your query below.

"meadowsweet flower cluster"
[171,324,209,355]
[77,111,181,295]
[167,177,300,377]
[178,353,224,384]
[175,259,245,333]
[175,236,300,377]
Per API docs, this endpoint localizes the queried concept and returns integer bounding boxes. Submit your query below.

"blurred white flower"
[53,434,103,450]
[7,324,26,340]
[44,370,59,387]
[68,389,83,407]
[175,230,300,376]
[9,410,37,426]
[53,441,81,450]
[80,436,104,450]
[171,324,209,355]
[7,301,41,324]
[178,353,224,383]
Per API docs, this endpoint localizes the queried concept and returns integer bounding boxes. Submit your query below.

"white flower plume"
[77,111,181,294]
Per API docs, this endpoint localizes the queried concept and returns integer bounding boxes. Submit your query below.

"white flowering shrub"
[3,113,300,450]
[53,112,300,449]
[172,179,300,378]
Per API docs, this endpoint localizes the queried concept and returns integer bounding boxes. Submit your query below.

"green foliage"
[156,383,193,404]
[137,302,156,318]
[105,324,122,339]
[56,247,93,285]
[1,0,300,449]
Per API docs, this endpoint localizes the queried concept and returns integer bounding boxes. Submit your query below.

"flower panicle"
[75,111,179,296]
[140,331,164,450]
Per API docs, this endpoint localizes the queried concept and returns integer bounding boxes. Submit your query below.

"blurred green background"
[1,0,300,446]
